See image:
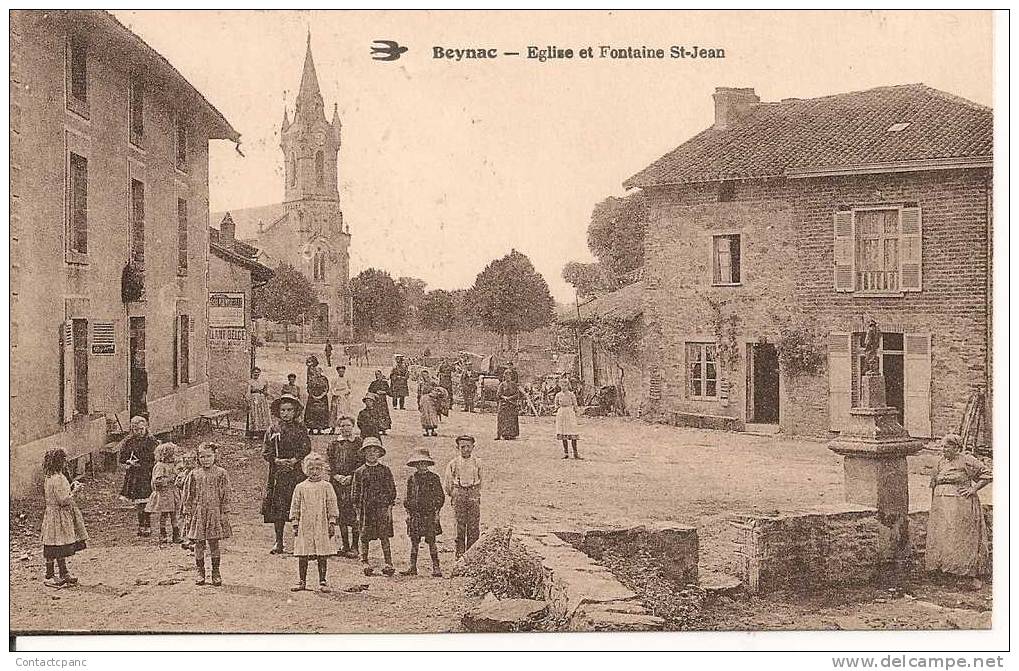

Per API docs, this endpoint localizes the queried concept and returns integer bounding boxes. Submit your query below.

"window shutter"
[172,315,179,388]
[900,207,922,292]
[61,320,75,423]
[828,332,851,431]
[833,210,855,292]
[186,316,195,384]
[903,333,932,438]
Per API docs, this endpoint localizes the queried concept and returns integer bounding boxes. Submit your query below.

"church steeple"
[295,32,324,122]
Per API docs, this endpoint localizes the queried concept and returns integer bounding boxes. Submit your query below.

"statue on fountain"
[862,319,881,376]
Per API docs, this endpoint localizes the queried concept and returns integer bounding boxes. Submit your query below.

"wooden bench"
[196,409,233,433]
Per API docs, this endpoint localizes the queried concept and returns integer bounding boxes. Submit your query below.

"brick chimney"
[712,87,759,129]
[220,213,236,249]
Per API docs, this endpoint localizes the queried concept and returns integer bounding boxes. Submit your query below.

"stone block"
[462,595,550,633]
[568,605,666,632]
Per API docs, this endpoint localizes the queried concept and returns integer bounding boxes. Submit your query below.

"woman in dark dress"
[367,370,392,435]
[495,371,521,440]
[304,369,331,435]
[389,356,410,410]
[263,394,311,554]
[119,415,158,536]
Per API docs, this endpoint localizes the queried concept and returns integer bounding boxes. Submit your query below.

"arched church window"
[315,151,324,186]
[313,251,326,281]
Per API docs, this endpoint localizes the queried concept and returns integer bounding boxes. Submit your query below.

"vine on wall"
[706,298,741,372]
[775,321,826,377]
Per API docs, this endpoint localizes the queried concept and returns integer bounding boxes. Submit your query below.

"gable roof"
[211,203,286,240]
[559,282,644,325]
[625,84,992,189]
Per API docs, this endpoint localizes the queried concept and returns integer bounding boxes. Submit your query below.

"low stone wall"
[557,524,699,585]
[515,530,666,631]
[730,505,882,593]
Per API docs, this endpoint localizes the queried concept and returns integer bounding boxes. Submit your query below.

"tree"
[397,276,428,329]
[450,288,480,329]
[351,268,406,339]
[561,261,610,299]
[471,249,555,351]
[587,191,649,286]
[419,289,458,333]
[253,262,318,351]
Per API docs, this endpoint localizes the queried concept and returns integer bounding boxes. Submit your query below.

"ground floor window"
[686,342,718,400]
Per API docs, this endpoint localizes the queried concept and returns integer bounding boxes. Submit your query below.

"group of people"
[261,389,484,589]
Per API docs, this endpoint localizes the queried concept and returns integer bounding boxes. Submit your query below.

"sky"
[113,10,993,302]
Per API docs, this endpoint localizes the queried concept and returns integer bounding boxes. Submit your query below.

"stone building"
[626,84,992,439]
[208,215,273,410]
[9,10,239,495]
[213,36,351,342]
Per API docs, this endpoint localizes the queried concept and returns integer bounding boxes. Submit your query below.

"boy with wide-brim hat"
[357,393,381,440]
[401,448,446,577]
[263,393,311,554]
[351,437,396,576]
[443,435,483,559]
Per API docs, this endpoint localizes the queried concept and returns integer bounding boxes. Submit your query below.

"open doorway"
[747,342,780,424]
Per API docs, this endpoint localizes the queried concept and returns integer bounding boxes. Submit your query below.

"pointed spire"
[282,107,290,132]
[296,32,322,111]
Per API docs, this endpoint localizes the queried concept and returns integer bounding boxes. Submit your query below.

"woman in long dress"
[555,376,581,459]
[417,370,439,437]
[246,368,272,438]
[304,370,331,435]
[367,370,392,435]
[495,371,520,440]
[330,366,353,431]
[926,434,992,589]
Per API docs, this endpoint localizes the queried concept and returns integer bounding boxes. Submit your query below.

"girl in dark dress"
[326,417,364,558]
[495,372,521,440]
[119,415,158,536]
[367,371,392,435]
[263,394,311,554]
[357,394,381,441]
[400,448,445,577]
[304,369,331,434]
[351,438,396,576]
[389,356,410,410]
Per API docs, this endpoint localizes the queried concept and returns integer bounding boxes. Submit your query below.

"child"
[443,435,483,559]
[431,385,450,422]
[417,371,439,437]
[183,442,231,586]
[263,393,311,554]
[41,449,89,588]
[119,415,158,536]
[351,437,396,576]
[289,454,340,592]
[327,417,364,558]
[146,442,182,545]
[401,448,445,577]
[357,394,381,441]
[175,448,197,551]
[554,377,581,460]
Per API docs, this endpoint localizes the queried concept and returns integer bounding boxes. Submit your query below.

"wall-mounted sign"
[91,321,115,355]
[209,292,245,328]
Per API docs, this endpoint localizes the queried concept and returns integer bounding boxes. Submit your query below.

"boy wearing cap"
[401,448,446,577]
[443,435,483,559]
[351,438,397,576]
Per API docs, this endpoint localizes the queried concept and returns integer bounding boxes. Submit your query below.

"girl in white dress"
[554,377,581,460]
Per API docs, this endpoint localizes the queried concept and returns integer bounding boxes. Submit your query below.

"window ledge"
[687,397,720,402]
[65,99,90,122]
[852,291,905,298]
[65,252,89,266]
[129,139,146,153]
[711,282,742,288]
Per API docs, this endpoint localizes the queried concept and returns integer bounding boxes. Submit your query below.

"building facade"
[214,36,352,342]
[627,85,992,440]
[9,10,239,495]
[208,215,273,410]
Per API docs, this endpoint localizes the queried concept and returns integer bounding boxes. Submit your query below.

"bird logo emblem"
[371,40,409,61]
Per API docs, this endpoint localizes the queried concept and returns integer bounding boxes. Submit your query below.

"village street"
[9,345,991,634]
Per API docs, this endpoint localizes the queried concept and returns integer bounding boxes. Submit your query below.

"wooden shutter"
[61,320,75,423]
[833,210,855,292]
[172,315,179,388]
[185,315,195,383]
[828,332,852,431]
[903,333,932,438]
[900,207,922,292]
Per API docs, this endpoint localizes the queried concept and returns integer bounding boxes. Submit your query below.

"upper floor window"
[315,151,324,186]
[130,179,146,270]
[177,198,188,277]
[833,206,922,294]
[65,34,89,119]
[718,181,735,202]
[712,234,741,285]
[129,77,144,147]
[175,114,188,172]
[67,152,88,256]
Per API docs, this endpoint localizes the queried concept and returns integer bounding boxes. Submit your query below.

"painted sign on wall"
[209,292,245,328]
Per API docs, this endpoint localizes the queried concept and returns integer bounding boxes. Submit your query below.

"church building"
[215,35,351,340]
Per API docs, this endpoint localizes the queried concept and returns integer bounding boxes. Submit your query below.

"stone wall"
[729,506,882,593]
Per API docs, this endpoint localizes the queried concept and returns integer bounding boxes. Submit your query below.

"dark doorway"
[748,343,780,423]
[129,317,147,419]
[881,332,905,425]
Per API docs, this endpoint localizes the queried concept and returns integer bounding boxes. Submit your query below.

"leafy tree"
[419,289,458,333]
[450,288,480,329]
[471,249,555,351]
[587,191,649,286]
[351,268,406,339]
[561,261,610,298]
[253,262,318,351]
[397,276,428,328]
